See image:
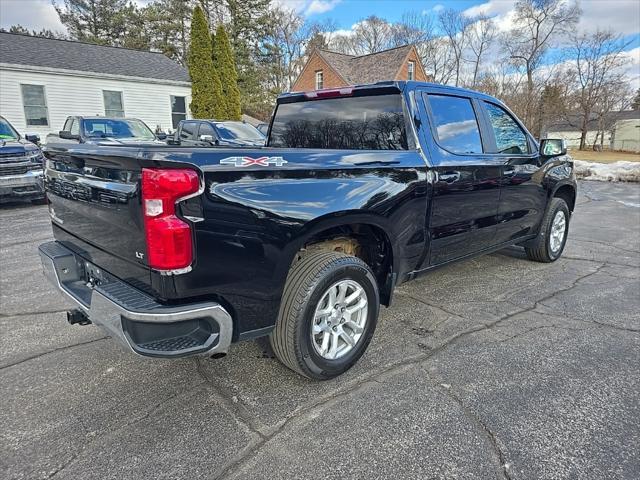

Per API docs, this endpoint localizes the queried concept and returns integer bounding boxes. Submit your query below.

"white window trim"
[20,83,50,127]
[103,90,125,118]
[408,61,415,81]
[315,70,324,90]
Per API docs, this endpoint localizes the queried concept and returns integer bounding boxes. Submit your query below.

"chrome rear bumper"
[38,241,233,358]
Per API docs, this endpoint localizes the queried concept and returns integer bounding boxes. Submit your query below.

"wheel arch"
[552,183,577,212]
[285,212,397,306]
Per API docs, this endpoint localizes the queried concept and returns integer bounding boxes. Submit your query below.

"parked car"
[39,81,576,380]
[45,116,166,146]
[0,115,45,204]
[169,119,266,147]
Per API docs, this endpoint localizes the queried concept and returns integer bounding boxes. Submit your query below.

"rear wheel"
[525,198,570,263]
[270,251,379,380]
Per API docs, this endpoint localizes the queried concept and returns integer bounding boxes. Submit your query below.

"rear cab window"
[269,94,409,150]
[425,93,484,155]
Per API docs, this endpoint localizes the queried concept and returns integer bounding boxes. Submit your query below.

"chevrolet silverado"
[39,81,576,379]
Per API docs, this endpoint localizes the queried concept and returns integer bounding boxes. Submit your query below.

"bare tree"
[388,11,453,84]
[353,15,393,54]
[592,81,632,149]
[390,11,433,47]
[438,8,471,87]
[570,30,631,149]
[330,15,393,55]
[503,0,581,131]
[465,15,496,88]
[422,37,457,84]
[263,6,306,93]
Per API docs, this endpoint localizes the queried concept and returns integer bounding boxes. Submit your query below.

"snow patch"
[573,160,640,183]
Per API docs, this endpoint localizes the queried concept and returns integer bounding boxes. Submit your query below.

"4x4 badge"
[220,156,287,167]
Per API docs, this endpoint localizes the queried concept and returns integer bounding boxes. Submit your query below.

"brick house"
[292,44,429,91]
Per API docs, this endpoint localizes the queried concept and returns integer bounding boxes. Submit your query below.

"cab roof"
[279,80,502,105]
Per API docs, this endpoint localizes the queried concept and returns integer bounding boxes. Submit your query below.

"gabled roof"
[314,45,419,85]
[0,32,190,84]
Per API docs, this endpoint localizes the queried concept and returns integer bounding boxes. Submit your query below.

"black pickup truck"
[0,115,45,203]
[46,116,166,145]
[170,119,265,147]
[39,81,576,379]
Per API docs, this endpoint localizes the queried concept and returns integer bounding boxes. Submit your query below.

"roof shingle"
[316,45,414,84]
[0,32,190,83]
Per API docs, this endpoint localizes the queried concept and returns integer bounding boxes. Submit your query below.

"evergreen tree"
[211,30,216,63]
[215,25,242,120]
[209,29,227,119]
[187,6,223,119]
[1,25,66,39]
[139,0,195,65]
[54,0,140,46]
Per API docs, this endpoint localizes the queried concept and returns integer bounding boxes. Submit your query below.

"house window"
[408,61,415,81]
[171,95,187,129]
[315,70,324,90]
[103,91,124,117]
[21,84,48,126]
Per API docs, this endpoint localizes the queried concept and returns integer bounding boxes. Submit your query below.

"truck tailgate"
[44,145,150,285]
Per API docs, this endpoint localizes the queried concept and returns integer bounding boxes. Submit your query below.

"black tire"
[525,198,570,263]
[270,251,379,380]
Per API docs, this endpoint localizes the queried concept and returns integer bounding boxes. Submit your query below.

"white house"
[0,32,192,139]
[545,110,640,152]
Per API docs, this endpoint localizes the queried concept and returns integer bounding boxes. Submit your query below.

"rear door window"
[180,122,198,140]
[198,122,216,138]
[483,102,529,154]
[426,94,483,154]
[269,94,408,150]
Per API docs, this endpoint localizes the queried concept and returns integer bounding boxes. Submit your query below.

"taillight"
[141,168,200,271]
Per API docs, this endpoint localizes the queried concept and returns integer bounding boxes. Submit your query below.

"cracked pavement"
[1,181,639,480]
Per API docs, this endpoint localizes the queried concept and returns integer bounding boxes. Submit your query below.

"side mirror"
[540,138,567,158]
[59,130,80,140]
[25,134,40,144]
[199,134,214,143]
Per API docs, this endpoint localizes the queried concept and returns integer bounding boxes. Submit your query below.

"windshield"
[0,117,20,140]
[83,118,155,140]
[215,122,264,141]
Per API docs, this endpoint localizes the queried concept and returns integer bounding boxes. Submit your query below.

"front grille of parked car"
[0,151,26,159]
[0,162,42,176]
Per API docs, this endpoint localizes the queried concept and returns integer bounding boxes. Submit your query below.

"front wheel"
[270,251,379,380]
[525,198,570,263]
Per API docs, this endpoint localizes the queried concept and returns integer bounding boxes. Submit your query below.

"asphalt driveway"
[1,180,638,480]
